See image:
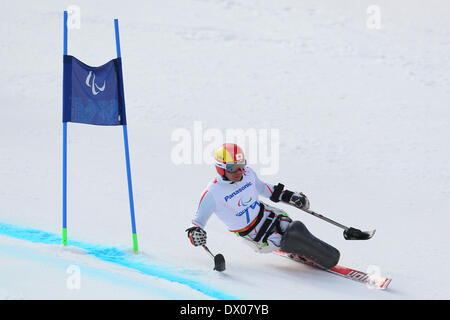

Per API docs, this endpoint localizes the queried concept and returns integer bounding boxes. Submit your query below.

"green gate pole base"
[132,233,138,253]
[62,228,68,246]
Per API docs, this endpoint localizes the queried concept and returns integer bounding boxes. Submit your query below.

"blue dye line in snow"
[0,222,238,300]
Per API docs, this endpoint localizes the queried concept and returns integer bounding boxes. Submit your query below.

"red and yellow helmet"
[214,143,247,176]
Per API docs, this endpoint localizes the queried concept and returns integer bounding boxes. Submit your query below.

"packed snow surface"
[1,0,449,299]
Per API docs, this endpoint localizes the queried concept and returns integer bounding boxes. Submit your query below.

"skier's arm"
[269,183,310,210]
[191,190,215,230]
[247,167,276,198]
[186,190,215,247]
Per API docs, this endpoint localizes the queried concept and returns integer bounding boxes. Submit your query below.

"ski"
[274,250,392,290]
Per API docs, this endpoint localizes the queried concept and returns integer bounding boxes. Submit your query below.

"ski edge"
[274,250,392,290]
[328,265,392,290]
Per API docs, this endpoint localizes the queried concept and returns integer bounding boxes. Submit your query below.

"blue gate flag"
[63,55,127,126]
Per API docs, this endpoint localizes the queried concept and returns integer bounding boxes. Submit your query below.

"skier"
[186,143,340,270]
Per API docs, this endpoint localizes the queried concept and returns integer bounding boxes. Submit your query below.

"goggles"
[216,160,246,173]
[225,163,246,173]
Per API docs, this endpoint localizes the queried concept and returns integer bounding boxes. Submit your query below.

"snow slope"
[1,0,450,299]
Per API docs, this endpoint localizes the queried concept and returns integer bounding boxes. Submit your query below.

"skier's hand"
[289,192,310,210]
[186,226,207,247]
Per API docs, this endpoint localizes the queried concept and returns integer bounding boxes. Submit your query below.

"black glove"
[186,226,207,247]
[270,183,310,210]
[288,192,310,210]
